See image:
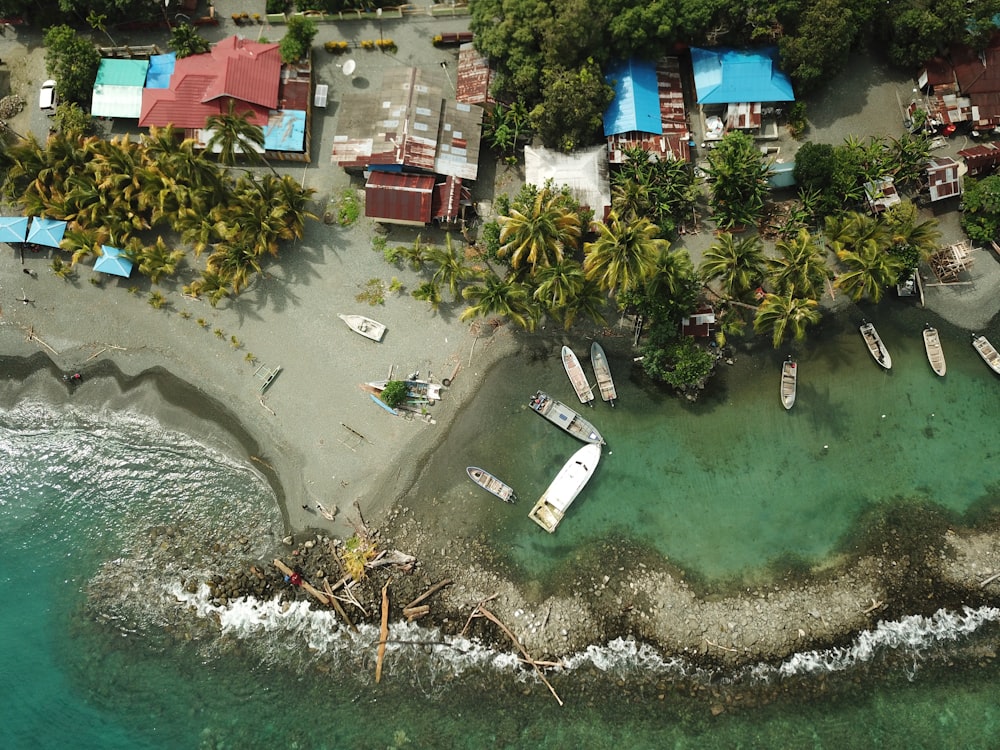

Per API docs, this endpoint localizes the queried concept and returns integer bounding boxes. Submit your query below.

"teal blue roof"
[94,58,149,88]
[691,47,794,104]
[603,58,662,137]
[264,110,306,153]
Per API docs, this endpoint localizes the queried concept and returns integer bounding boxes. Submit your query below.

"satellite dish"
[342,59,356,76]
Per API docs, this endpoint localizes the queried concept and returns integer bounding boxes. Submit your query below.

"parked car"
[39,80,56,111]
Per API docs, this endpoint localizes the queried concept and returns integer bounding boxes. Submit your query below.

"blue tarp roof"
[603,58,662,137]
[146,53,176,89]
[264,110,306,152]
[691,47,794,104]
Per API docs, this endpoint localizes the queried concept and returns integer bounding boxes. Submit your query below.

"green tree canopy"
[530,61,613,152]
[960,174,1000,243]
[44,25,101,105]
[705,131,771,230]
[280,15,318,63]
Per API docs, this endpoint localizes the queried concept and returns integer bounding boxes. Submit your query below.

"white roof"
[91,84,144,118]
[524,144,611,218]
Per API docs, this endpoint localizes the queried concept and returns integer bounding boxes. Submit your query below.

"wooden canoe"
[590,342,617,406]
[561,346,595,406]
[972,334,1000,374]
[859,321,892,369]
[466,467,516,503]
[922,325,946,376]
[780,357,797,410]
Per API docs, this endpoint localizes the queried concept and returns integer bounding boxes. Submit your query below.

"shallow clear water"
[1,304,999,748]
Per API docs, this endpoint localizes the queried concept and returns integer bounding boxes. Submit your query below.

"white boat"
[859,320,892,369]
[339,313,386,342]
[780,357,797,410]
[562,346,595,406]
[922,325,946,376]
[590,342,617,406]
[972,334,1000,374]
[528,391,605,445]
[528,443,602,533]
[466,467,516,503]
[365,379,442,403]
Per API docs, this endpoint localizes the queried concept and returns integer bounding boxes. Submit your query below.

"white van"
[39,80,57,111]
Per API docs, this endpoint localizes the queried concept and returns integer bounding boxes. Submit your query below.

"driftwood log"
[375,580,391,684]
[402,605,430,621]
[403,578,452,611]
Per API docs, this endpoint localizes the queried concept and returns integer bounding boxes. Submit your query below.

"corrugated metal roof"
[608,57,690,163]
[92,85,146,118]
[524,144,610,219]
[432,176,468,223]
[146,54,176,89]
[691,47,794,104]
[456,43,494,106]
[95,58,149,87]
[264,110,306,152]
[365,171,435,225]
[603,58,662,137]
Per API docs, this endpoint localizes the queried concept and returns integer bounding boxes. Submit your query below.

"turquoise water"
[1,306,999,748]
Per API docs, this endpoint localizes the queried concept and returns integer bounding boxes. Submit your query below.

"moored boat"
[466,467,516,503]
[922,325,946,376]
[562,346,595,406]
[859,320,892,369]
[338,313,386,342]
[528,391,605,445]
[780,356,797,410]
[972,334,1000,374]
[528,443,602,533]
[369,393,399,416]
[590,342,617,406]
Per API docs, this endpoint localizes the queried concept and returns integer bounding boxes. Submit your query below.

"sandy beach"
[0,15,998,676]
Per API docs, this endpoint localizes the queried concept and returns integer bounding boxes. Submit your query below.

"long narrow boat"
[922,324,947,376]
[466,467,516,503]
[859,320,892,369]
[369,393,399,416]
[365,379,443,403]
[972,334,1000,374]
[339,313,386,342]
[528,443,602,533]
[780,357,797,410]
[590,342,618,406]
[561,346,595,406]
[528,390,605,445]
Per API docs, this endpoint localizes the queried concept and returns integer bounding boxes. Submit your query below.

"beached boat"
[365,379,443,403]
[528,391,605,445]
[859,320,892,369]
[562,346,595,406]
[528,443,602,533]
[466,467,516,503]
[972,334,1000,374]
[922,325,946,376]
[590,342,617,406]
[780,357,797,410]
[338,314,386,342]
[370,393,399,416]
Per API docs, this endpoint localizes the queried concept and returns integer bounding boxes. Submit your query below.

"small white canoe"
[972,334,1000,374]
[780,357,797,410]
[590,342,617,406]
[339,314,385,342]
[922,325,946,376]
[467,467,516,503]
[860,321,892,369]
[562,345,595,406]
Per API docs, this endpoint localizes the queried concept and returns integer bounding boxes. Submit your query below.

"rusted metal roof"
[920,34,1000,128]
[432,176,469,223]
[607,57,691,164]
[680,304,716,339]
[456,43,494,106]
[365,171,435,226]
[926,156,962,201]
[959,143,1000,176]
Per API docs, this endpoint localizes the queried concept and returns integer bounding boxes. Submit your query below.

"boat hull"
[466,467,516,503]
[366,379,442,403]
[972,335,1000,374]
[528,443,602,532]
[590,342,617,405]
[529,391,604,445]
[339,314,386,342]
[860,322,892,369]
[780,359,797,410]
[562,346,595,405]
[923,326,947,376]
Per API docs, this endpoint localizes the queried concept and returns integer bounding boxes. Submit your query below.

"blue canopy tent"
[26,217,68,248]
[0,216,29,243]
[94,245,134,277]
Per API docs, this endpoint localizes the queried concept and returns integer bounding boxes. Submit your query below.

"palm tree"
[498,187,582,272]
[425,233,475,301]
[185,269,232,307]
[460,274,537,330]
[705,130,771,229]
[532,257,586,311]
[699,232,765,299]
[137,236,186,284]
[834,242,906,302]
[555,277,608,330]
[766,228,830,299]
[753,290,821,348]
[205,100,272,172]
[583,213,666,296]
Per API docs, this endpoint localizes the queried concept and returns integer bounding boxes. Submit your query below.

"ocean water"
[1,305,999,749]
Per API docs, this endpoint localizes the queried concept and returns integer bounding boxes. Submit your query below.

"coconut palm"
[753,290,822,348]
[425,233,476,301]
[498,187,582,272]
[185,269,232,307]
[705,130,771,229]
[834,242,906,302]
[532,257,586,311]
[584,212,666,297]
[205,100,271,172]
[555,277,608,330]
[460,273,537,330]
[766,228,830,299]
[137,236,186,284]
[700,232,765,299]
[412,281,443,311]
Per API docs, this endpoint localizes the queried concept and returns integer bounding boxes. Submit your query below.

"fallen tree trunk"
[375,579,391,684]
[403,605,430,621]
[273,558,330,605]
[403,578,452,610]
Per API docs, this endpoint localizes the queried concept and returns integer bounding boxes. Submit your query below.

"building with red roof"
[917,33,1000,131]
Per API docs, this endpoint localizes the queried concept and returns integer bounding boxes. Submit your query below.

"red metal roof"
[959,143,1000,176]
[140,35,281,129]
[680,304,715,339]
[926,157,961,201]
[365,171,435,225]
[456,43,494,107]
[432,176,469,223]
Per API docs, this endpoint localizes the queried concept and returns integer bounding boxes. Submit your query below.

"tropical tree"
[753,291,822,348]
[766,228,830,299]
[498,186,582,272]
[828,213,906,303]
[700,231,766,299]
[460,274,537,330]
[43,25,101,105]
[555,277,608,330]
[705,131,771,230]
[205,101,271,172]
[959,174,1000,243]
[425,233,476,301]
[137,236,186,284]
[169,23,211,58]
[532,257,586,312]
[583,212,666,296]
[530,61,614,152]
[279,15,318,64]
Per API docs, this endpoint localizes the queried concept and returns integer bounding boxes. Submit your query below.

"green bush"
[380,380,409,409]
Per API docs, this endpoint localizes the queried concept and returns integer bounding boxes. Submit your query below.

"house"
[363,172,470,226]
[925,156,963,201]
[91,58,150,119]
[690,47,794,144]
[916,33,1000,132]
[864,177,901,214]
[680,304,716,339]
[523,144,611,221]
[604,57,691,164]
[958,142,1000,177]
[139,35,311,160]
